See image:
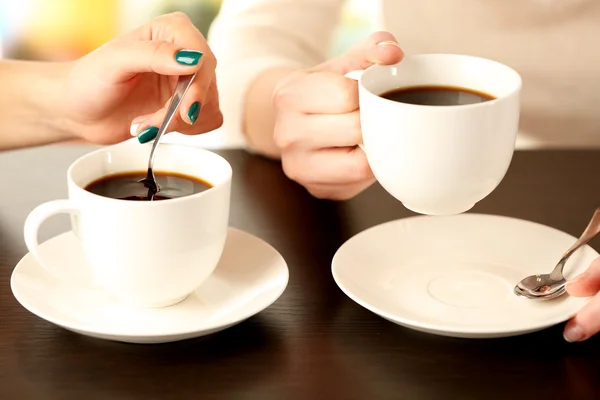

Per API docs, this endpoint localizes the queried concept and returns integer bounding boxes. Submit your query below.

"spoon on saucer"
[514,207,600,300]
[139,72,197,199]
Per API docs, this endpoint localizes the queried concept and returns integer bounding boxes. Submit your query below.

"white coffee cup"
[23,140,232,308]
[346,53,522,215]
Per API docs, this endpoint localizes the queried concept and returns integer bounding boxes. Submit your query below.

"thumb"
[566,256,600,297]
[92,39,204,84]
[563,257,600,342]
[318,31,403,75]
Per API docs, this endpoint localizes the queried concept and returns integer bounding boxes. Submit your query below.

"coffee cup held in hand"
[345,54,521,215]
[23,140,232,308]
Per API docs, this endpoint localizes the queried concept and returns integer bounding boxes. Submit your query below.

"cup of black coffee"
[24,140,232,308]
[380,85,495,106]
[345,54,522,215]
[85,170,213,201]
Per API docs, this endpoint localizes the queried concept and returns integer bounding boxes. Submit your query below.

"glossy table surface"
[1,145,600,399]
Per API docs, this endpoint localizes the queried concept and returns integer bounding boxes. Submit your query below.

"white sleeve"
[207,0,345,148]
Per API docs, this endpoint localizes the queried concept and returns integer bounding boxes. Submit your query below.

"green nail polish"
[188,102,200,124]
[137,126,159,144]
[175,50,203,66]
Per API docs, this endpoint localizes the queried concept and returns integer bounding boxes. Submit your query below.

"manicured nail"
[187,102,200,124]
[377,40,400,48]
[175,49,203,66]
[564,324,585,342]
[137,126,159,144]
[130,123,140,137]
[131,115,153,136]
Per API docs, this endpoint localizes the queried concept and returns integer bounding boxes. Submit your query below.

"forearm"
[0,60,76,151]
[243,67,297,159]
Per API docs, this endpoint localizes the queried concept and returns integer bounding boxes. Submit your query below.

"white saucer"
[11,228,289,344]
[332,214,598,339]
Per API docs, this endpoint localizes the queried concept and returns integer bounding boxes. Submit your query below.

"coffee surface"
[85,171,212,201]
[380,85,495,106]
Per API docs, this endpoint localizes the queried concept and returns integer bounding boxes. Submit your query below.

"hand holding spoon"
[514,207,600,300]
[139,72,197,198]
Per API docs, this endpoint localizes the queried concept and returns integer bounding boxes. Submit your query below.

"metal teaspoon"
[139,72,197,199]
[514,207,600,300]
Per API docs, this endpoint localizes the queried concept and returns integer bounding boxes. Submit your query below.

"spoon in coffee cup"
[139,72,197,199]
[514,207,600,300]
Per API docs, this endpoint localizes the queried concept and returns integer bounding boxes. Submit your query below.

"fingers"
[270,31,401,202]
[131,79,222,143]
[144,12,217,123]
[274,110,362,149]
[563,257,600,342]
[273,71,359,114]
[107,12,218,140]
[281,146,374,187]
[273,33,403,115]
[564,293,600,342]
[92,37,205,84]
[169,74,204,126]
[304,180,376,201]
[177,75,220,125]
[274,100,373,200]
[566,257,600,297]
[365,39,404,66]
[273,58,373,200]
[319,31,404,75]
[129,113,154,137]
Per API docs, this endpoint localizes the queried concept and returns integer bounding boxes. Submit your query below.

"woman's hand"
[61,12,222,144]
[564,257,600,341]
[271,32,403,200]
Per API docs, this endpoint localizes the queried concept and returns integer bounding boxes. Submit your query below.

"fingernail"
[187,102,200,124]
[130,123,140,137]
[568,272,588,286]
[377,40,400,48]
[175,49,203,66]
[564,324,585,342]
[137,126,159,144]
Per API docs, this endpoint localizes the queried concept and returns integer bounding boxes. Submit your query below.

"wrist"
[27,61,79,141]
[0,60,78,149]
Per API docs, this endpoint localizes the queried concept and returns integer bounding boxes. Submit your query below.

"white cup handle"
[24,199,81,281]
[344,70,366,151]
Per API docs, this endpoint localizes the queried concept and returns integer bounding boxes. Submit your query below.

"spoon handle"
[147,73,197,169]
[550,207,600,280]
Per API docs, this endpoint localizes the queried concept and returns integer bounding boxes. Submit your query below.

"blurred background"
[0,0,375,147]
[0,0,375,61]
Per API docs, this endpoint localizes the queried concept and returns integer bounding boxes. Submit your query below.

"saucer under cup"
[11,228,289,344]
[332,214,596,338]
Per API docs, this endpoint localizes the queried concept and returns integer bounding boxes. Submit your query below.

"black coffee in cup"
[85,171,212,201]
[380,85,495,106]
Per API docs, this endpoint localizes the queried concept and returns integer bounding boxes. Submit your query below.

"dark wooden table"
[1,145,600,400]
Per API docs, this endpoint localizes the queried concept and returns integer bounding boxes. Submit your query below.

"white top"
[206,0,600,149]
